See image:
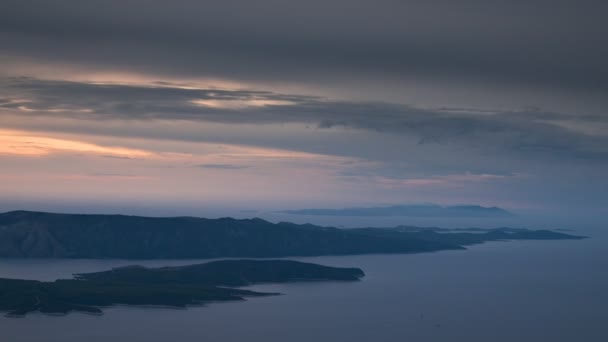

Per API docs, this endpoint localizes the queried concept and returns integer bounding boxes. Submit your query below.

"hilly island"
[0,260,365,317]
[0,210,584,259]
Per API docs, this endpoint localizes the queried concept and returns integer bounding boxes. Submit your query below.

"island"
[348,226,584,246]
[0,211,585,259]
[0,260,365,317]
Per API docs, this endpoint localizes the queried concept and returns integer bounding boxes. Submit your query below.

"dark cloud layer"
[2,77,607,164]
[1,0,607,92]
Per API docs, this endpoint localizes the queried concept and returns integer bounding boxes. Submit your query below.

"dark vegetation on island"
[0,211,585,259]
[0,260,365,317]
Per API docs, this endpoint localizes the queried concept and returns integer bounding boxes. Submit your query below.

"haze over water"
[1,223,605,342]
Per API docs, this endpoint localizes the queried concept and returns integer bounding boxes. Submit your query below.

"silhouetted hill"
[0,211,583,259]
[75,259,365,285]
[0,211,456,258]
[0,260,364,317]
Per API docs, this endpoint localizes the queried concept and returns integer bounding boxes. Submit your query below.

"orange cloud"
[191,98,294,109]
[0,129,152,158]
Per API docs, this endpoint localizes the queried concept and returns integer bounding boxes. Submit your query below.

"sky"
[0,0,607,221]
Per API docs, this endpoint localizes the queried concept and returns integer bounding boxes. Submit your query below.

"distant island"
[0,210,584,259]
[0,260,365,317]
[281,204,515,217]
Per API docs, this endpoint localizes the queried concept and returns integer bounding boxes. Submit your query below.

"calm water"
[1,226,606,342]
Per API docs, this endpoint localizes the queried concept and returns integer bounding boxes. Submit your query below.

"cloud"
[1,0,606,94]
[197,164,250,170]
[101,155,138,160]
[1,77,607,165]
[71,173,152,180]
[335,169,526,191]
[377,172,526,188]
[0,1,606,216]
[0,128,152,158]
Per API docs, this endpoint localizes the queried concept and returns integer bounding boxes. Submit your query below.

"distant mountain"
[282,204,514,217]
[0,211,581,259]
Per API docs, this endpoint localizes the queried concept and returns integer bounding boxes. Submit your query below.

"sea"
[0,218,606,342]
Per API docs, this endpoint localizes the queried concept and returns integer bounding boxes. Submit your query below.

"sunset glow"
[0,129,152,158]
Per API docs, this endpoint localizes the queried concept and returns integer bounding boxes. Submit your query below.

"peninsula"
[0,211,585,259]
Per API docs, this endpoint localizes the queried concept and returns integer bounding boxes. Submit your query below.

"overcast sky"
[0,0,606,221]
